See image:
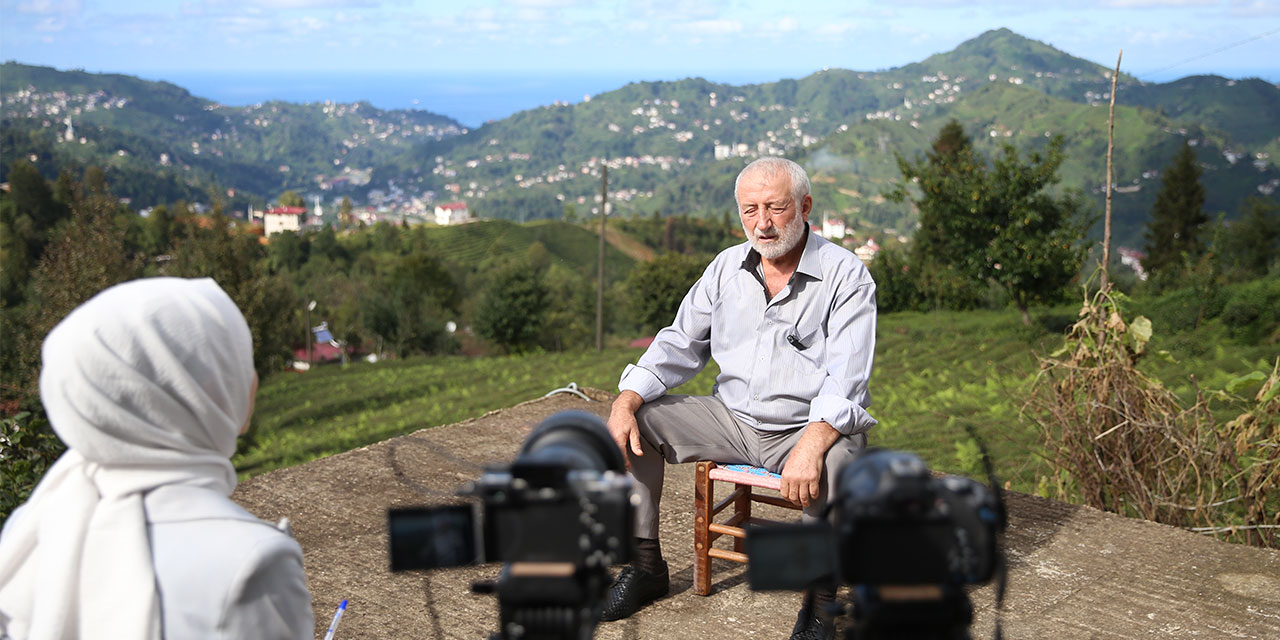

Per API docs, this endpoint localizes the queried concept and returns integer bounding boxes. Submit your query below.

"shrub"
[1,411,64,521]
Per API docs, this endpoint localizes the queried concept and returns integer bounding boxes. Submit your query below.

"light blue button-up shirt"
[619,230,877,435]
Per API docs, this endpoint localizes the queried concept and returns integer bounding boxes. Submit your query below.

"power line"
[1136,26,1280,80]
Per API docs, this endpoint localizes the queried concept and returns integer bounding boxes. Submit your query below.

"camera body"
[834,449,1002,586]
[388,461,633,572]
[747,448,1005,640]
[388,411,633,640]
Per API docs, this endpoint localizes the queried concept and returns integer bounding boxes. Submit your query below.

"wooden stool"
[693,461,803,595]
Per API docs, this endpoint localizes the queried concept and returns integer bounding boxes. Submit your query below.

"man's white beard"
[744,213,807,260]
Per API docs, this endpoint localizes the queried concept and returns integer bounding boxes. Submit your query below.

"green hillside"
[408,218,636,280]
[3,28,1277,243]
[1,62,465,202]
[239,283,1280,491]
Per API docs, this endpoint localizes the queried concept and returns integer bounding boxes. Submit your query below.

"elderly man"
[602,157,877,640]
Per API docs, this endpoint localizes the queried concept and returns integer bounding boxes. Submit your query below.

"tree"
[626,253,708,333]
[889,120,987,311]
[8,170,143,408]
[266,230,309,273]
[890,122,1090,323]
[541,263,597,351]
[168,212,297,374]
[866,244,922,313]
[364,253,460,357]
[278,190,305,209]
[0,160,71,306]
[339,196,354,228]
[141,204,176,257]
[982,143,1091,323]
[474,260,550,354]
[1218,197,1280,280]
[310,225,349,266]
[1142,141,1208,283]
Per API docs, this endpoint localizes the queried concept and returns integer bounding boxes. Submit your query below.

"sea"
[152,70,800,129]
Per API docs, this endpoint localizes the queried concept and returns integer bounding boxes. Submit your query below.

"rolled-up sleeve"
[618,263,717,402]
[807,281,877,435]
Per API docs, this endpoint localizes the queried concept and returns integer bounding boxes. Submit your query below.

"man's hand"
[608,390,646,469]
[779,422,840,507]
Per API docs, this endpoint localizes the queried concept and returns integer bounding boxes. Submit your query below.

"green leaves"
[1226,371,1267,395]
[1127,315,1152,354]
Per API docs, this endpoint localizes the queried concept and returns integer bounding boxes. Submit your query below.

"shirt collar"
[738,226,823,279]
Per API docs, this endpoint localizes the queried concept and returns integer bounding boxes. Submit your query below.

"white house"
[854,238,880,264]
[263,206,306,236]
[821,214,846,240]
[434,201,470,225]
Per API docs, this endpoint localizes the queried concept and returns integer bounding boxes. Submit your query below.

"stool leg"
[694,461,713,596]
[734,483,751,554]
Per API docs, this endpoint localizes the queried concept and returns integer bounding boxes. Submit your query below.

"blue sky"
[2,0,1278,83]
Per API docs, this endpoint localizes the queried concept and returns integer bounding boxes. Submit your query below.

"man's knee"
[824,432,868,480]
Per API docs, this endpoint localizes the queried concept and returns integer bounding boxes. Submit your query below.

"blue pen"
[322,599,347,640]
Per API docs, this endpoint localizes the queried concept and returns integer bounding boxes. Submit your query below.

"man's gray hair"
[734,157,811,209]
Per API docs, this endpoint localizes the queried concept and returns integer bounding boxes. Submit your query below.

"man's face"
[737,170,811,261]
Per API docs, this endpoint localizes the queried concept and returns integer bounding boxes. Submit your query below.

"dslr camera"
[388,411,633,640]
[747,448,1006,640]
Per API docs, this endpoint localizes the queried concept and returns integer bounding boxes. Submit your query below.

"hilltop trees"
[278,190,306,209]
[888,120,1090,323]
[1217,197,1280,279]
[6,169,144,409]
[0,161,71,307]
[1142,141,1208,284]
[626,252,708,334]
[474,259,550,354]
[364,253,461,358]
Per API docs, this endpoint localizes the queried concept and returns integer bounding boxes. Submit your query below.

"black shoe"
[788,609,833,640]
[600,563,670,621]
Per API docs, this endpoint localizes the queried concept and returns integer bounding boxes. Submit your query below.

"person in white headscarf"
[0,277,313,640]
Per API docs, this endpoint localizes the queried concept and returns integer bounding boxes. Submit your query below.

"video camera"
[388,411,634,640]
[747,448,1006,640]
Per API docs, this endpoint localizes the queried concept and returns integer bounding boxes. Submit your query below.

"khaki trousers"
[629,394,867,539]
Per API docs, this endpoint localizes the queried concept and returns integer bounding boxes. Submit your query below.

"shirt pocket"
[777,323,826,376]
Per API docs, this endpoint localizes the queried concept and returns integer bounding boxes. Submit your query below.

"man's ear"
[800,194,813,219]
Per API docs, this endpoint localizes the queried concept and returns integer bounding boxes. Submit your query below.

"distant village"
[8,66,1274,284]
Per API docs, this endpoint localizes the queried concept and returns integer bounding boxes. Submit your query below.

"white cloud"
[1228,0,1280,15]
[247,0,378,8]
[1124,27,1197,45]
[32,16,67,31]
[625,0,728,22]
[507,0,582,7]
[815,21,858,37]
[775,16,799,32]
[287,15,327,34]
[676,19,742,35]
[1104,0,1216,6]
[16,0,81,15]
[214,14,276,35]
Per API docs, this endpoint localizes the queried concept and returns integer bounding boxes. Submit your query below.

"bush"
[1,411,64,521]
[1220,277,1280,343]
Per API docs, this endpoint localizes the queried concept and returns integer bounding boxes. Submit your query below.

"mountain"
[1,62,465,207]
[2,29,1277,245]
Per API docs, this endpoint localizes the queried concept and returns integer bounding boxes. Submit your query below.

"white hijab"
[0,277,255,640]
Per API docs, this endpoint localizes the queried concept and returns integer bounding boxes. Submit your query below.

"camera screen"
[388,505,481,571]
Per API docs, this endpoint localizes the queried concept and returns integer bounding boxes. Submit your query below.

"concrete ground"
[232,389,1280,639]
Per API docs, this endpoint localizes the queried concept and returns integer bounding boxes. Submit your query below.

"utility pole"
[596,161,608,352]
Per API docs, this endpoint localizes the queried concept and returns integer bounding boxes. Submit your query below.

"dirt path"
[233,391,1280,639]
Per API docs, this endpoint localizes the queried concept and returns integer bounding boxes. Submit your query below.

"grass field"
[239,296,1276,495]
